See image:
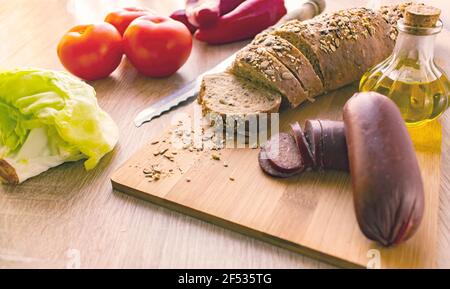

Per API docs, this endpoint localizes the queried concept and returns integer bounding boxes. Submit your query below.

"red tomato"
[123,16,193,78]
[57,23,123,81]
[105,7,153,36]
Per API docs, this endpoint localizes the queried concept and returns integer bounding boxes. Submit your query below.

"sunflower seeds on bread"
[273,7,404,92]
[230,45,308,108]
[252,33,323,101]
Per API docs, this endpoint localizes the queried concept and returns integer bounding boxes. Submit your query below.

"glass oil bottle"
[360,5,449,127]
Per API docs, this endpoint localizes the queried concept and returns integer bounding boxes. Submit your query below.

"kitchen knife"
[134,0,326,127]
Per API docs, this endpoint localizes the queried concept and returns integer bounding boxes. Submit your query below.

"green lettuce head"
[0,68,119,184]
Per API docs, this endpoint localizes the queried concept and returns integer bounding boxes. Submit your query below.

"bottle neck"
[393,31,436,63]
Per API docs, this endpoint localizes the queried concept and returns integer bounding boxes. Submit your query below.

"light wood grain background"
[0,0,449,268]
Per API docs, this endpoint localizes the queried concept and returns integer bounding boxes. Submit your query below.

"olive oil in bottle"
[359,4,449,127]
[360,71,449,126]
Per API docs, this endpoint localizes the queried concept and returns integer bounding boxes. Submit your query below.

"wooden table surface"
[1,0,449,269]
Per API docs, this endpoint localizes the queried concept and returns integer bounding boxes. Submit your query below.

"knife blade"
[134,0,326,127]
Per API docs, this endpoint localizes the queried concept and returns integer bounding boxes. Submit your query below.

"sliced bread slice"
[252,33,323,100]
[230,45,308,108]
[274,8,396,92]
[198,73,282,117]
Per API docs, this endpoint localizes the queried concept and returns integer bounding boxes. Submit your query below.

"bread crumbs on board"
[141,116,226,183]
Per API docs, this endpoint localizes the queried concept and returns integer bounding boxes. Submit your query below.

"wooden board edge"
[110,178,364,269]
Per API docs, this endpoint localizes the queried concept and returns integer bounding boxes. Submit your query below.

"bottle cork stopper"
[404,4,441,28]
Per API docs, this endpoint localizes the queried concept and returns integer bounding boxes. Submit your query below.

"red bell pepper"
[219,0,247,15]
[170,9,198,34]
[185,0,246,28]
[195,0,287,45]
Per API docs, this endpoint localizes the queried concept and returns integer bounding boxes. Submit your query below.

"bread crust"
[253,34,323,100]
[231,45,308,108]
[275,7,397,92]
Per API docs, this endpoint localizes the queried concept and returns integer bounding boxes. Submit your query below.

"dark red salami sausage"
[290,122,314,169]
[343,92,424,246]
[258,149,301,178]
[264,132,304,173]
[258,119,347,180]
[320,120,349,171]
[304,120,323,169]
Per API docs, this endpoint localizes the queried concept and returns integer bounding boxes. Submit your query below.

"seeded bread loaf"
[230,45,307,108]
[252,34,324,100]
[200,3,412,114]
[198,73,282,118]
[273,7,398,93]
[379,2,417,39]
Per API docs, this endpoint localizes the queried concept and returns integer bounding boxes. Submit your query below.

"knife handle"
[280,0,326,23]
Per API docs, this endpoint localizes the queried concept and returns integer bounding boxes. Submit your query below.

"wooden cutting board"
[112,28,450,268]
[111,82,442,269]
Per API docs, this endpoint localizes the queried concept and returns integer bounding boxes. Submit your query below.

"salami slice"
[290,122,315,169]
[258,149,301,178]
[263,132,304,173]
[304,120,323,169]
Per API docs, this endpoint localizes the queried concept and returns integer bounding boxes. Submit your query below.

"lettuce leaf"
[0,68,119,183]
